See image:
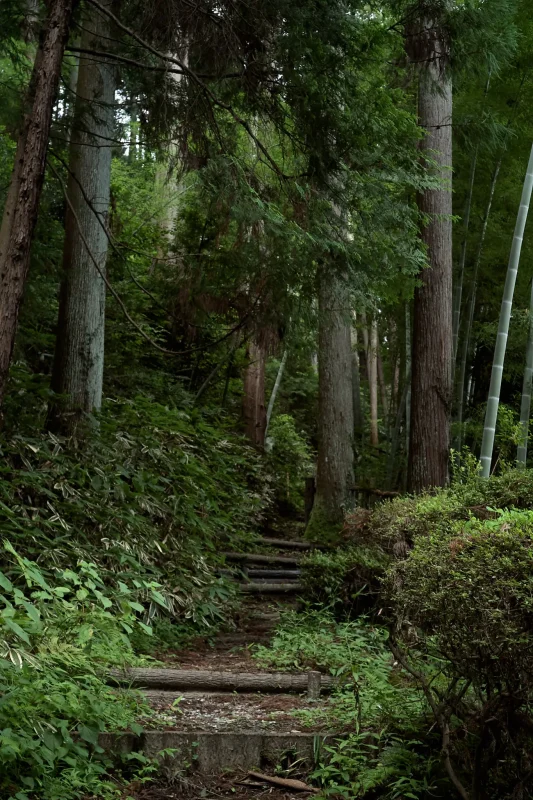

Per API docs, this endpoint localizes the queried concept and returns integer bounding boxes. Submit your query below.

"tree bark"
[407,16,453,493]
[0,0,75,409]
[306,266,354,539]
[243,339,267,447]
[109,667,332,693]
[48,3,115,434]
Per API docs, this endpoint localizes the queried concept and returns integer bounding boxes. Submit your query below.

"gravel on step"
[139,691,326,734]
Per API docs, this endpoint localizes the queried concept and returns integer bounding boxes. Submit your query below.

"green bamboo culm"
[480,144,533,477]
[517,278,533,466]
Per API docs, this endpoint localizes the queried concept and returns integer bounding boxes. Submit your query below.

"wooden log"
[222,552,301,566]
[261,537,312,551]
[241,582,302,593]
[246,569,301,580]
[109,668,332,693]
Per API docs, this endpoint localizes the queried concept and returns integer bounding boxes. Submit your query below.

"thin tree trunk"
[243,339,267,447]
[455,158,502,452]
[351,320,363,437]
[387,377,409,490]
[128,96,138,163]
[452,149,478,366]
[368,319,379,446]
[408,17,453,493]
[405,302,411,466]
[480,145,533,477]
[48,3,115,434]
[377,338,388,421]
[307,267,354,539]
[265,349,288,437]
[0,0,74,409]
[517,279,533,466]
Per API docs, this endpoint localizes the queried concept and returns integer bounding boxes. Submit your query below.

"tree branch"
[389,640,470,800]
[47,159,257,357]
[85,0,288,178]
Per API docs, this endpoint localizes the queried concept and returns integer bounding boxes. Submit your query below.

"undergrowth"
[253,608,447,799]
[0,392,270,798]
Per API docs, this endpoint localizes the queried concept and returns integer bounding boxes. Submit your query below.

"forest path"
[114,522,332,800]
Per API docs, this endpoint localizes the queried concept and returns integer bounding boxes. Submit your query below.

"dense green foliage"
[254,609,446,799]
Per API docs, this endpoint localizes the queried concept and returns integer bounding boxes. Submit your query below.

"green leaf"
[0,571,13,593]
[137,621,152,636]
[78,725,99,746]
[3,618,30,644]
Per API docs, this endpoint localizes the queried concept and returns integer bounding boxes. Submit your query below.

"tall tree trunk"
[407,16,453,493]
[368,318,379,446]
[480,145,533,477]
[455,158,501,452]
[48,4,115,434]
[0,0,74,409]
[517,279,533,466]
[243,340,267,447]
[306,267,354,540]
[265,349,288,438]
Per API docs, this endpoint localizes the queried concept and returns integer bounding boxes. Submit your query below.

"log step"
[109,667,331,696]
[247,569,301,580]
[240,582,302,593]
[218,568,300,580]
[222,552,301,566]
[260,537,312,551]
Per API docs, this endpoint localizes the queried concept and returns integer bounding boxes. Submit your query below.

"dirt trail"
[122,522,330,799]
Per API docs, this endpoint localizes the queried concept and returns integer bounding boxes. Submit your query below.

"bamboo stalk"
[456,159,502,454]
[480,145,533,477]
[265,349,288,438]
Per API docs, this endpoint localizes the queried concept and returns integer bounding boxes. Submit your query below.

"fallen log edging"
[260,537,313,550]
[241,581,302,593]
[109,667,332,697]
[222,552,301,566]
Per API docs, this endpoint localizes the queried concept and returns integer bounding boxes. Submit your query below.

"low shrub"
[385,507,533,799]
[0,544,157,800]
[345,466,533,559]
[300,547,388,613]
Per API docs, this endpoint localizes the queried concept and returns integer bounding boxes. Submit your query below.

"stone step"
[100,730,330,775]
